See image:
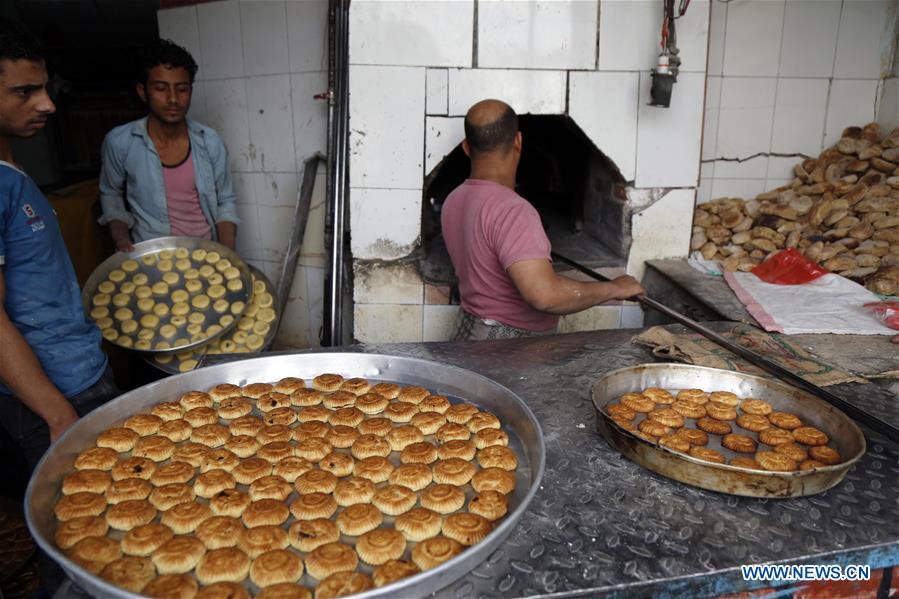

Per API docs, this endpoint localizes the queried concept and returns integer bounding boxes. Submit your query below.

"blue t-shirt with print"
[0,161,106,397]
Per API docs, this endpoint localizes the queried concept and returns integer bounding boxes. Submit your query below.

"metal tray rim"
[26,352,546,599]
[81,236,253,355]
[591,363,866,490]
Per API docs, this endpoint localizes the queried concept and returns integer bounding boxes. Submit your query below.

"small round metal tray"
[26,352,545,599]
[592,363,866,498]
[146,265,279,374]
[82,237,252,355]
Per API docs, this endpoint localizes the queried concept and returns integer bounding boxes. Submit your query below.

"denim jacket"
[98,117,240,242]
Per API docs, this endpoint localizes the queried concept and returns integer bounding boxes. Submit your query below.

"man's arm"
[216,221,237,250]
[0,269,78,441]
[508,259,644,315]
[98,133,136,251]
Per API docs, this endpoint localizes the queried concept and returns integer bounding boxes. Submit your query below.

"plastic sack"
[864,301,899,330]
[751,248,830,285]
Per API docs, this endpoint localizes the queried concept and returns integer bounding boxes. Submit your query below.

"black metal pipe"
[551,251,899,443]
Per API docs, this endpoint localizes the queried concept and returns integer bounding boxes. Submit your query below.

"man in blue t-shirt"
[0,18,118,471]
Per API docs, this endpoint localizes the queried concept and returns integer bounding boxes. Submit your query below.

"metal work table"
[56,325,899,598]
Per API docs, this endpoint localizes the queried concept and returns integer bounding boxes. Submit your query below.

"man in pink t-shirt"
[441,99,645,340]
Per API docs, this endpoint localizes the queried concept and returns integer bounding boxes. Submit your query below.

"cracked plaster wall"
[699,0,899,204]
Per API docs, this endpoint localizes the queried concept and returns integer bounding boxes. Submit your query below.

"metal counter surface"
[57,325,899,598]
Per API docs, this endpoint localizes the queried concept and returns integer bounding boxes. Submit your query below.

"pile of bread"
[52,374,518,598]
[691,123,899,295]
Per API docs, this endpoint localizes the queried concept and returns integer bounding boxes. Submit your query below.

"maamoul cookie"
[443,512,493,546]
[395,507,442,542]
[643,388,674,404]
[637,419,670,438]
[324,425,359,449]
[472,467,516,494]
[676,389,708,405]
[289,518,340,552]
[410,412,446,435]
[304,542,358,580]
[729,457,763,469]
[180,391,213,410]
[99,556,156,593]
[273,457,314,482]
[290,388,325,407]
[195,546,252,585]
[67,535,121,574]
[106,478,153,504]
[340,377,371,395]
[687,446,726,464]
[353,457,394,483]
[351,434,391,459]
[756,450,798,472]
[209,384,242,402]
[706,402,738,421]
[149,483,196,511]
[445,403,479,424]
[258,392,292,412]
[357,418,393,437]
[239,525,290,559]
[736,414,771,433]
[356,528,406,565]
[133,435,176,462]
[759,427,794,446]
[333,477,376,507]
[219,397,253,420]
[372,559,421,587]
[419,484,465,514]
[96,427,140,452]
[158,420,192,443]
[191,424,230,448]
[315,572,372,598]
[709,391,740,407]
[124,414,163,436]
[195,469,237,499]
[201,448,240,473]
[768,411,802,430]
[141,573,199,599]
[370,383,401,399]
[329,407,364,428]
[792,426,829,446]
[55,492,107,521]
[371,484,417,515]
[274,377,305,394]
[809,445,841,465]
[658,433,690,452]
[401,442,438,465]
[419,394,450,413]
[721,434,757,454]
[263,407,297,427]
[774,442,809,462]
[388,463,432,492]
[384,401,418,423]
[800,459,825,471]
[242,498,290,528]
[232,458,272,485]
[250,475,294,501]
[296,407,330,424]
[411,536,462,571]
[183,407,218,427]
[196,516,245,550]
[671,400,706,420]
[112,456,156,481]
[62,470,111,495]
[477,446,517,471]
[229,415,265,437]
[397,386,430,404]
[312,374,343,392]
[386,425,424,451]
[469,490,508,521]
[337,504,383,536]
[55,516,109,550]
[254,584,311,599]
[152,535,207,574]
[250,549,304,587]
[257,441,295,464]
[740,399,773,416]
[438,439,477,461]
[122,522,175,557]
[678,428,709,446]
[294,421,331,442]
[319,452,354,478]
[210,488,252,518]
[294,469,338,494]
[161,501,211,534]
[355,393,389,414]
[474,429,509,449]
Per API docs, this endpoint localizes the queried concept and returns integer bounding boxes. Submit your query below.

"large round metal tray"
[592,363,865,498]
[82,236,253,355]
[26,353,545,599]
[145,265,279,374]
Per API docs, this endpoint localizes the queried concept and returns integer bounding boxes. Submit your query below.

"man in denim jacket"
[99,39,239,251]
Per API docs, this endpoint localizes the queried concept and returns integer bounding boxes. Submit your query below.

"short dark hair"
[0,17,44,65]
[139,39,198,84]
[464,105,518,155]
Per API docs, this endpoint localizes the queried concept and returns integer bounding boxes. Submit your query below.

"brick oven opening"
[420,114,630,285]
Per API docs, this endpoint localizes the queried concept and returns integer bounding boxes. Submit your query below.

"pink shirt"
[163,149,211,239]
[441,179,558,331]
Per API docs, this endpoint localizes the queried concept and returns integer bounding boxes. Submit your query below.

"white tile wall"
[203,78,252,171]
[197,0,245,80]
[425,117,464,176]
[710,178,768,201]
[426,69,449,115]
[258,205,296,263]
[478,0,597,69]
[353,262,423,305]
[247,74,296,173]
[254,172,298,208]
[598,0,709,73]
[634,72,705,188]
[712,156,768,182]
[701,76,721,161]
[697,179,714,203]
[714,77,777,178]
[771,78,829,156]
[299,166,328,269]
[824,79,880,147]
[833,0,895,79]
[354,304,424,343]
[349,188,422,260]
[423,305,460,342]
[276,262,311,347]
[235,201,262,262]
[349,66,426,189]
[291,72,329,172]
[620,304,645,329]
[187,81,208,125]
[349,0,473,67]
[706,0,726,77]
[286,0,328,73]
[879,78,899,132]
[766,155,800,182]
[569,71,639,182]
[240,1,289,77]
[626,188,694,280]
[722,0,784,77]
[305,265,326,346]
[157,6,202,68]
[447,69,567,116]
[779,0,841,78]
[558,305,621,333]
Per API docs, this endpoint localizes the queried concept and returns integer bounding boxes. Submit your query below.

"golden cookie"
[800,459,825,471]
[708,391,740,407]
[774,442,808,462]
[729,457,762,470]
[676,389,708,405]
[687,446,725,464]
[756,450,797,472]
[606,403,636,421]
[658,433,691,452]
[736,414,771,433]
[721,433,757,453]
[642,387,674,404]
[678,428,709,446]
[740,399,773,416]
[759,427,794,446]
[792,426,829,446]
[637,419,670,438]
[647,408,685,428]
[809,445,841,465]
[672,400,706,420]
[620,392,654,413]
[768,411,803,430]
[706,402,738,421]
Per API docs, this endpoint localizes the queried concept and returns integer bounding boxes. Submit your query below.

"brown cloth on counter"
[633,325,865,387]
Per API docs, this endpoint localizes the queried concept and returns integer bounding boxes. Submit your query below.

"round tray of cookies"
[82,237,253,355]
[25,353,544,599]
[592,363,866,498]
[147,265,280,374]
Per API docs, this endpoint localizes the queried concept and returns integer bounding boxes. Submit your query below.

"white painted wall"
[157,0,329,348]
[699,0,899,203]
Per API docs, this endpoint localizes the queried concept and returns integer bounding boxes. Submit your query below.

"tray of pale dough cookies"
[83,236,253,355]
[592,363,866,498]
[148,265,280,374]
[25,352,544,599]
